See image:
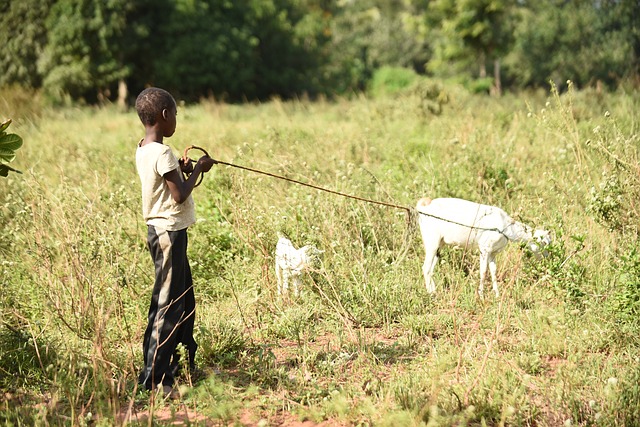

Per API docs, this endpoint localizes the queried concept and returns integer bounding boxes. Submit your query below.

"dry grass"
[1,85,639,425]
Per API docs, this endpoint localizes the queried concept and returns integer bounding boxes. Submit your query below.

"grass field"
[1,82,639,426]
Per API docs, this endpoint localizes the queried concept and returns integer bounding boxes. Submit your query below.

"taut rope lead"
[218,160,412,212]
[182,145,512,238]
[183,145,410,212]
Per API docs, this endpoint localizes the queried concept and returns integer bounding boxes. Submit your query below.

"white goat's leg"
[422,248,438,293]
[479,252,488,298]
[488,253,499,297]
[276,263,283,296]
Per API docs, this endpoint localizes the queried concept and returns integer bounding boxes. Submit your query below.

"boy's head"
[135,87,177,126]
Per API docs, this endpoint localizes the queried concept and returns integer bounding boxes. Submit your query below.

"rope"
[182,145,209,187]
[216,159,412,212]
[183,145,512,239]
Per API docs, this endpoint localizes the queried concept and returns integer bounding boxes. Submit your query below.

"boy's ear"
[161,108,169,120]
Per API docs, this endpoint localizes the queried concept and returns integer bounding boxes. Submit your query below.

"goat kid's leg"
[422,248,438,293]
[281,271,291,296]
[292,276,302,297]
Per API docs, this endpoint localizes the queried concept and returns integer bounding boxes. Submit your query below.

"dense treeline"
[1,0,638,104]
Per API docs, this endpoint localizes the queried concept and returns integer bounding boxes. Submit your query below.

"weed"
[609,365,640,426]
[609,244,640,338]
[196,317,247,367]
[586,170,624,232]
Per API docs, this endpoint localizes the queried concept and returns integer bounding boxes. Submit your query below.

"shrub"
[368,66,419,98]
[408,77,449,116]
[466,77,493,94]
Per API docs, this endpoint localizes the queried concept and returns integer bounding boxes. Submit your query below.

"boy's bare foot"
[156,384,180,401]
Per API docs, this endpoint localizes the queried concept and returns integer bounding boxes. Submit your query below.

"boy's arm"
[164,156,215,204]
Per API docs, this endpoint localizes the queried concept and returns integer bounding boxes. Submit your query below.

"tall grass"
[1,84,639,425]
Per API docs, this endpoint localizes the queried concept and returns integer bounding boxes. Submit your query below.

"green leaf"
[0,164,22,177]
[0,119,11,134]
[0,134,24,163]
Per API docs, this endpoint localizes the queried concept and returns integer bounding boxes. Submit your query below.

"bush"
[368,66,419,98]
[466,77,494,94]
[408,78,449,116]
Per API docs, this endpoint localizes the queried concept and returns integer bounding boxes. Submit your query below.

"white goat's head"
[527,229,552,257]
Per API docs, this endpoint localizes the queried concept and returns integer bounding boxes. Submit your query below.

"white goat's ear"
[533,229,551,244]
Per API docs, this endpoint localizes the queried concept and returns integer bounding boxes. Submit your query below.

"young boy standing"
[134,87,215,396]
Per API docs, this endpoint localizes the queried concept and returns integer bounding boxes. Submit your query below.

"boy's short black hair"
[135,87,176,126]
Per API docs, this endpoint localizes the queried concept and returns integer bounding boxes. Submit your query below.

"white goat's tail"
[416,197,432,211]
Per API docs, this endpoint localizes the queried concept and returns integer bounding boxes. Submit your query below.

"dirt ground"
[120,405,349,426]
[116,332,388,425]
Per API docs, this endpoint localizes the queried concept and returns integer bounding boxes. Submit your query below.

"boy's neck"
[139,138,162,147]
[140,128,165,146]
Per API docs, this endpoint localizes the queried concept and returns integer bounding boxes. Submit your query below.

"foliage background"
[1,0,639,104]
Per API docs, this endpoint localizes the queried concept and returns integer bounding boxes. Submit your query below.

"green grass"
[1,84,639,426]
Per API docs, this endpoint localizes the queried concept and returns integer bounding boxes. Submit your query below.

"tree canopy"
[0,0,637,103]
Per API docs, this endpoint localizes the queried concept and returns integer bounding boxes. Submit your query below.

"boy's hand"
[179,157,195,174]
[197,155,216,173]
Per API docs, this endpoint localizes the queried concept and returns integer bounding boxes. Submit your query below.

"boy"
[134,87,215,397]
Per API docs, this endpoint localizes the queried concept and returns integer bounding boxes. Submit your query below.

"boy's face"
[162,105,177,137]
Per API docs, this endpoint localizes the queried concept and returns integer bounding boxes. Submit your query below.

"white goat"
[275,235,323,297]
[416,197,551,297]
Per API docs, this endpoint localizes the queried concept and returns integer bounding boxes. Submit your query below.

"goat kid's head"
[300,245,324,266]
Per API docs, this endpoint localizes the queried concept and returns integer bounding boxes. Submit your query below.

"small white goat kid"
[416,197,551,297]
[275,235,323,297]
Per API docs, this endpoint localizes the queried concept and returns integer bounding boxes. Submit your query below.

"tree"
[38,0,131,103]
[153,0,330,101]
[427,0,518,95]
[151,0,257,100]
[326,0,431,93]
[599,0,640,83]
[0,0,53,88]
[503,0,636,90]
[115,0,174,105]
